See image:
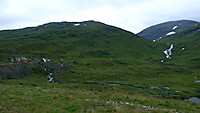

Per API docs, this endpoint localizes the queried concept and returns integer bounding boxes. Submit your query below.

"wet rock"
[187,97,200,104]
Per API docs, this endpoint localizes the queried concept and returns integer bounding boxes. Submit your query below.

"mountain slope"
[159,24,200,67]
[1,21,200,113]
[0,20,162,62]
[138,20,199,41]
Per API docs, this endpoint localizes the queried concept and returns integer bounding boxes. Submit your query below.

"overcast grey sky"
[1,0,200,33]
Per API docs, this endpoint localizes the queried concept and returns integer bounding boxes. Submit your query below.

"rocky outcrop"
[0,62,70,79]
[0,63,32,79]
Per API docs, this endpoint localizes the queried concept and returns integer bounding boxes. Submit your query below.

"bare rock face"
[0,62,70,80]
[187,97,200,104]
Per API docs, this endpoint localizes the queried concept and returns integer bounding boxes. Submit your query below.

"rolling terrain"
[0,20,162,61]
[0,20,200,113]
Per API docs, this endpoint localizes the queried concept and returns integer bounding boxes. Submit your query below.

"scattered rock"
[84,99,177,112]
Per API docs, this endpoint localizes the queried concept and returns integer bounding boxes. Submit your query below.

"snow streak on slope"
[173,26,178,30]
[166,32,176,36]
[74,23,81,26]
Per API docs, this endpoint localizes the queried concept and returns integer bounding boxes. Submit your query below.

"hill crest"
[137,20,199,41]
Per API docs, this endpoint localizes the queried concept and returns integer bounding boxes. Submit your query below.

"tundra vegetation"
[0,21,200,112]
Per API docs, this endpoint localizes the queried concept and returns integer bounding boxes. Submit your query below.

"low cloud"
[1,0,200,33]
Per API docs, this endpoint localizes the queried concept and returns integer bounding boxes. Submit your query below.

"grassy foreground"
[0,60,200,113]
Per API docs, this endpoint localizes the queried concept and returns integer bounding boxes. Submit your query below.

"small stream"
[194,80,200,82]
[84,81,200,103]
[84,81,188,93]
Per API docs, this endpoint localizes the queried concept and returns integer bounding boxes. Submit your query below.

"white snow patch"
[157,37,163,40]
[164,44,174,59]
[154,37,163,42]
[74,23,80,26]
[166,32,176,36]
[173,26,178,30]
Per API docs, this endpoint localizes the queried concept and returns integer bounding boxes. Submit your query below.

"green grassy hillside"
[0,21,162,61]
[0,21,200,113]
